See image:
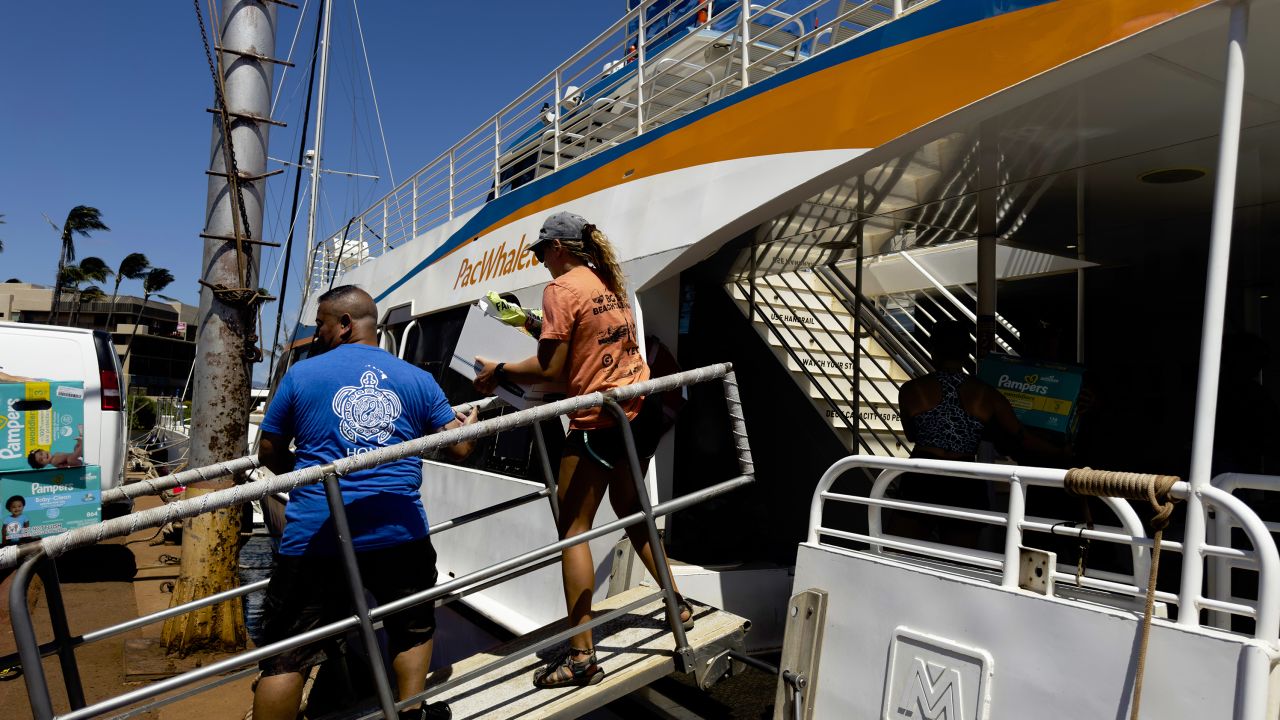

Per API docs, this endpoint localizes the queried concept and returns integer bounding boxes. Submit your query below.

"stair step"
[779,351,902,381]
[729,279,845,316]
[834,426,912,457]
[427,586,749,720]
[804,374,899,405]
[759,323,897,362]
[820,404,904,433]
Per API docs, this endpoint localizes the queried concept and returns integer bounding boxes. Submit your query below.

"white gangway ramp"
[428,586,750,720]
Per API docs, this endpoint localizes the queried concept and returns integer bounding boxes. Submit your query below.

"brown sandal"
[667,594,695,631]
[533,647,604,689]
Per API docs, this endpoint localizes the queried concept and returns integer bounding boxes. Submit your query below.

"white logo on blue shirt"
[332,370,403,443]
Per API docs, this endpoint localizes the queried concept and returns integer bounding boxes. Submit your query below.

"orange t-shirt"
[541,265,650,429]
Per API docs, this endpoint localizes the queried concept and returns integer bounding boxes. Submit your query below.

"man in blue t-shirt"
[253,285,476,720]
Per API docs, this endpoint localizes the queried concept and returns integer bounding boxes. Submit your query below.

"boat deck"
[428,586,750,720]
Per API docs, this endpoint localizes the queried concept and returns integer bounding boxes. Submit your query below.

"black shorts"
[258,536,439,676]
[565,395,663,470]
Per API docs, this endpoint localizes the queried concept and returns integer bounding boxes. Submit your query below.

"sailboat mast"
[304,0,334,278]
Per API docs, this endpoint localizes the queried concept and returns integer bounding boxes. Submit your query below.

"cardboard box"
[450,300,567,409]
[0,381,85,473]
[1,465,101,544]
[977,354,1084,437]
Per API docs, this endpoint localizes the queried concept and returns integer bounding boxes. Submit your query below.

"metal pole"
[1002,474,1026,587]
[853,210,865,453]
[976,237,997,358]
[637,3,647,133]
[532,422,561,524]
[739,0,750,90]
[553,71,562,170]
[320,472,399,718]
[10,556,55,719]
[601,397,693,669]
[1180,0,1249,626]
[304,0,333,266]
[40,559,87,710]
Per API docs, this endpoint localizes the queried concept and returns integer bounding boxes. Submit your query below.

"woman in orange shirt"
[475,212,691,688]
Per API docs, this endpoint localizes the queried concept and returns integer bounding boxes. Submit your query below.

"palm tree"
[105,252,151,330]
[60,257,112,326]
[123,267,176,364]
[0,213,6,253]
[50,206,109,325]
[76,286,108,324]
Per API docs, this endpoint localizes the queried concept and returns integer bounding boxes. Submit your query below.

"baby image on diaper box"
[1,465,101,545]
[0,380,86,473]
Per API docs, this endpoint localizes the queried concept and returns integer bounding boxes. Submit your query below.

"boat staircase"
[727,241,1026,457]
[2,366,763,720]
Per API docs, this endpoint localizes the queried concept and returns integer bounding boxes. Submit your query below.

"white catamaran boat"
[8,0,1280,718]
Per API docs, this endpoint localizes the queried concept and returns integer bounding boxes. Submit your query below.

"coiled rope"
[1065,468,1179,720]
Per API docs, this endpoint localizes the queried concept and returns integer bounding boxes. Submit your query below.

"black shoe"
[399,702,451,720]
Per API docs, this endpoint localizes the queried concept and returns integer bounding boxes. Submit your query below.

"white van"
[0,321,129,517]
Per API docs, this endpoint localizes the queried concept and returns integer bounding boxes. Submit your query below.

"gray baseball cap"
[536,211,587,244]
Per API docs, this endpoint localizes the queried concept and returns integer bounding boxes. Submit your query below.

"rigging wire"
[269,0,327,384]
[351,0,397,188]
[270,0,313,116]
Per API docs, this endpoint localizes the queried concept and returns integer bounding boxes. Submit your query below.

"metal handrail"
[308,0,935,290]
[1206,473,1280,630]
[9,364,753,719]
[807,455,1280,644]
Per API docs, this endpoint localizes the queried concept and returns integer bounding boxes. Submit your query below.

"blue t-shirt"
[261,343,457,556]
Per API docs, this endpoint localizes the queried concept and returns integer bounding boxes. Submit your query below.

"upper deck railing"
[308,0,938,290]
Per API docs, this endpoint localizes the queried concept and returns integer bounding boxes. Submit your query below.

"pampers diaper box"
[0,380,86,473]
[977,354,1084,437]
[1,465,101,545]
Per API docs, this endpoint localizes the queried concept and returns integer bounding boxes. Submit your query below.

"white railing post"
[493,117,501,199]
[448,152,455,217]
[412,174,419,237]
[1002,473,1026,588]
[381,202,388,253]
[893,0,905,17]
[637,1,647,133]
[1180,0,1249,628]
[553,70,562,170]
[739,0,750,89]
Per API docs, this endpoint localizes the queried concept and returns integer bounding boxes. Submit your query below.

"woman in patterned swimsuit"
[895,321,1060,545]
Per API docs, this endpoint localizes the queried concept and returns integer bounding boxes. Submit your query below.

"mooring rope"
[1065,468,1179,720]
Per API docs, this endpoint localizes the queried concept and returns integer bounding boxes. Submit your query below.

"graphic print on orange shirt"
[541,266,649,429]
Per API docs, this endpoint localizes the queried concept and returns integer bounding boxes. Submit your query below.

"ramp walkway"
[428,586,749,720]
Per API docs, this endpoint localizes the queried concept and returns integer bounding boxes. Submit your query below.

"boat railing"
[308,0,940,290]
[1207,472,1280,631]
[5,363,753,720]
[808,455,1280,645]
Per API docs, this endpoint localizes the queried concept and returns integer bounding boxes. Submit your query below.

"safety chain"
[193,0,256,291]
[197,279,274,361]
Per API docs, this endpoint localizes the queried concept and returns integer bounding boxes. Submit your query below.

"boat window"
[404,307,550,479]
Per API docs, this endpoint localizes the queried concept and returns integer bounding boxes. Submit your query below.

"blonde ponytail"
[582,224,626,298]
[559,223,627,298]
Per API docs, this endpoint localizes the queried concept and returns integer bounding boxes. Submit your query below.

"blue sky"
[0,1,620,325]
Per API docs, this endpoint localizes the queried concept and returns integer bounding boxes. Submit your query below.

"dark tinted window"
[405,308,555,480]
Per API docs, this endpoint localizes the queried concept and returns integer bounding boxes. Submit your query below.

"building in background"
[0,280,197,396]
